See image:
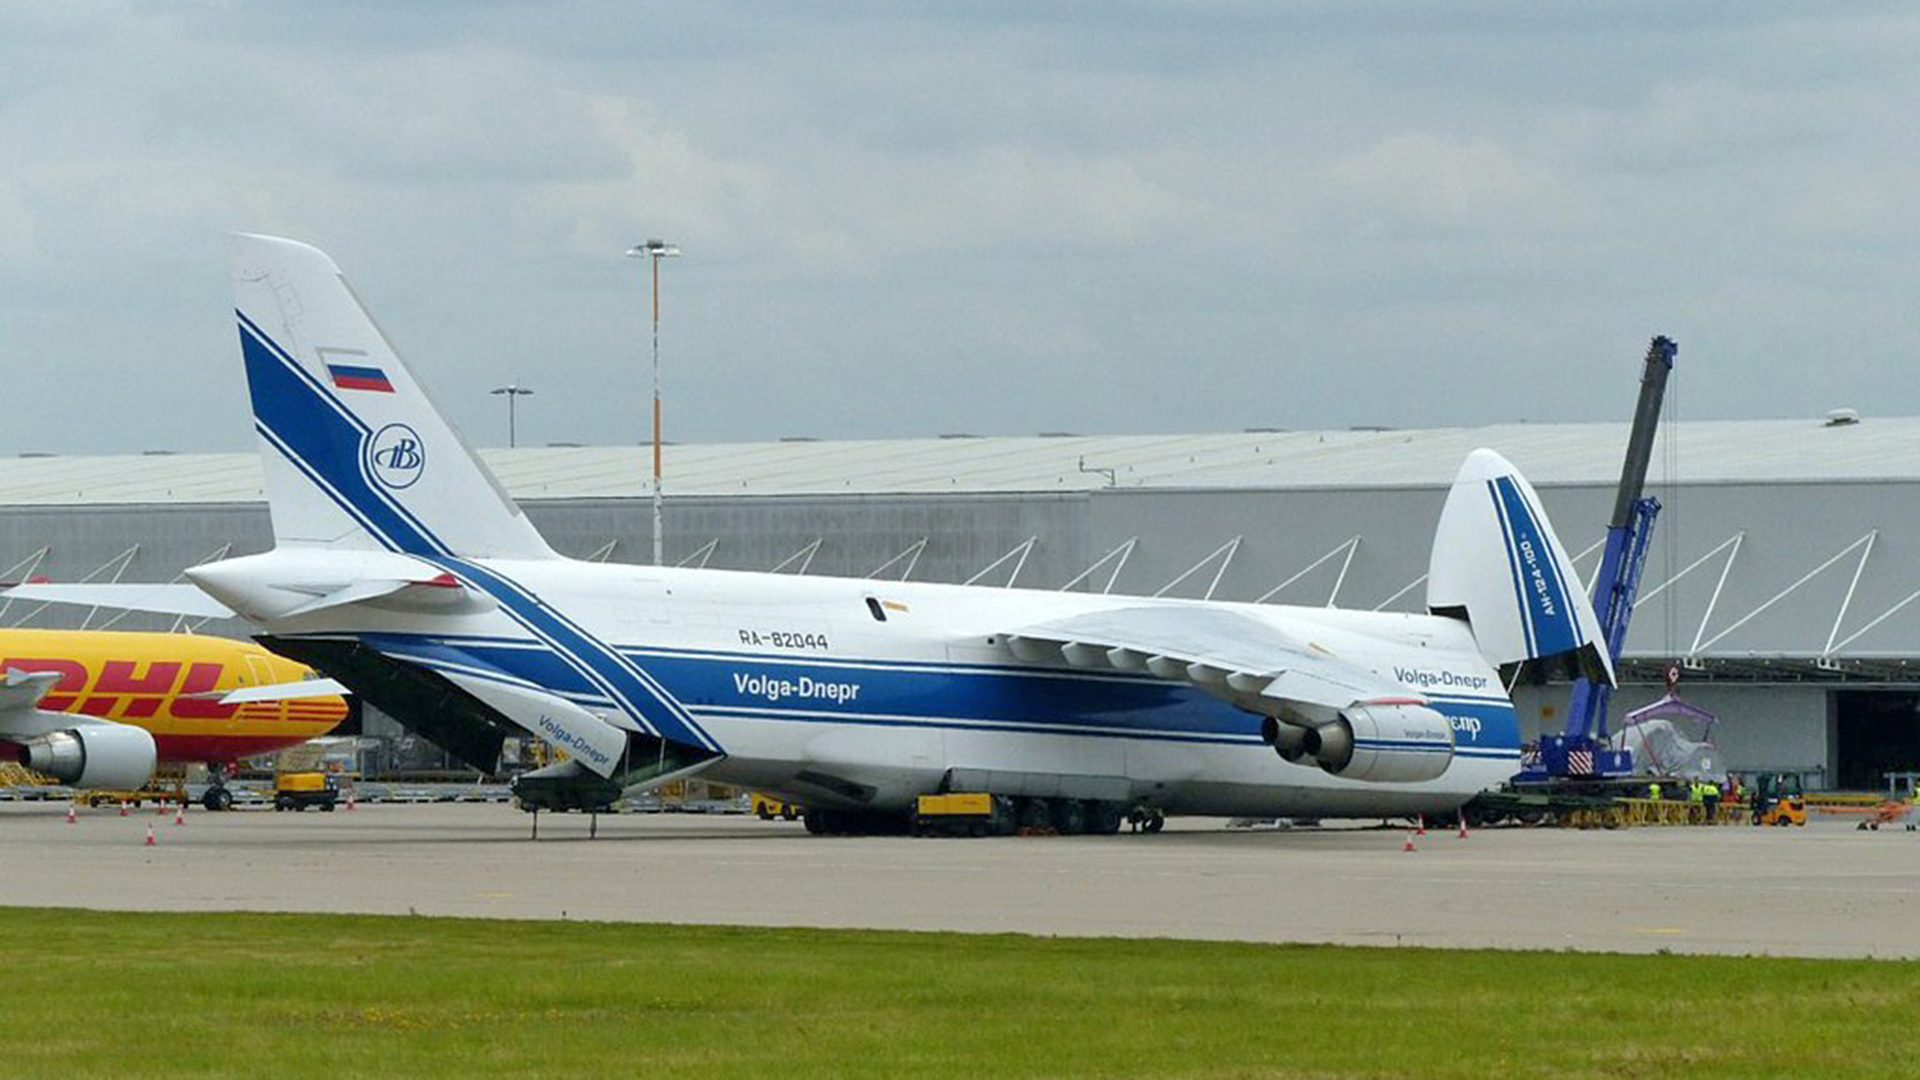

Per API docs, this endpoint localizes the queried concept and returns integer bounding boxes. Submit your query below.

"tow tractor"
[273,771,340,812]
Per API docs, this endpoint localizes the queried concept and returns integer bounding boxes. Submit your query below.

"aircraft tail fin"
[229,233,556,561]
[1426,449,1614,685]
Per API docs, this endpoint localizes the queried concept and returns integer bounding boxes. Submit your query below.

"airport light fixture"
[489,383,535,448]
[625,238,682,566]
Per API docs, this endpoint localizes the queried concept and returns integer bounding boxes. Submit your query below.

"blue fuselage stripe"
[240,314,718,754]
[348,631,1523,757]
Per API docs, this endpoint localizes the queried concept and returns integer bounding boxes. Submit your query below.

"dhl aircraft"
[0,629,349,808]
[7,235,1613,832]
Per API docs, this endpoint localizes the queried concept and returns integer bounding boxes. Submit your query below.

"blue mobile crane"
[1515,336,1676,783]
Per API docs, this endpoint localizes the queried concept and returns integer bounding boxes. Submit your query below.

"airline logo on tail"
[368,424,426,489]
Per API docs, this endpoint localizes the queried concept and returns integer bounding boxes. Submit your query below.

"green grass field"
[5,907,1916,1079]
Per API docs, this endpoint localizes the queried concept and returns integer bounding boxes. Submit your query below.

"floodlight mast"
[489,383,534,448]
[625,239,681,566]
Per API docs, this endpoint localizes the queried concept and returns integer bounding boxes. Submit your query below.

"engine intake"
[1261,702,1453,784]
[20,725,157,790]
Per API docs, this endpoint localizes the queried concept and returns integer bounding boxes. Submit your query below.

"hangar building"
[4,415,1917,790]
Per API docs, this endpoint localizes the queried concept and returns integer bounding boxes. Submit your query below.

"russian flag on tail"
[327,363,395,393]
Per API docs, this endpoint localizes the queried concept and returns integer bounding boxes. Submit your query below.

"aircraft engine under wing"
[1001,606,1453,783]
[0,668,159,790]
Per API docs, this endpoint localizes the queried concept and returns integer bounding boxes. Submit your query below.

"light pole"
[490,383,535,448]
[625,238,680,566]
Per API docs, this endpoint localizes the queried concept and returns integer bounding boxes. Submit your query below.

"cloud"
[1322,133,1564,234]
[2,2,1919,454]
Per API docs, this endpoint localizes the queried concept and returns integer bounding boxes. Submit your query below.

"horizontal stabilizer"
[276,574,476,618]
[0,583,234,619]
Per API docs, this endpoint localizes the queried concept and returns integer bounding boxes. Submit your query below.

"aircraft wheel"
[1085,801,1124,835]
[203,787,233,812]
[1143,813,1165,834]
[1050,799,1087,835]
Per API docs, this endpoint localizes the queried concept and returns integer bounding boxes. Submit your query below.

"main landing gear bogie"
[1017,796,1129,836]
[803,797,1145,837]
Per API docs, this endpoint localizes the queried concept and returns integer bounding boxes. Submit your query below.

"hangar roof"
[1,415,1916,506]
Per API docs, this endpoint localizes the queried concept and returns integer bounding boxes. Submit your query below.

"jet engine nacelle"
[19,725,158,790]
[1261,703,1453,784]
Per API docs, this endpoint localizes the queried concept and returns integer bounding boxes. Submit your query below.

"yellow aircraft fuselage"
[0,629,347,766]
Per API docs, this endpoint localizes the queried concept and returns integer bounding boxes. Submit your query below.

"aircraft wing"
[0,583,235,619]
[1003,606,1419,715]
[0,668,112,739]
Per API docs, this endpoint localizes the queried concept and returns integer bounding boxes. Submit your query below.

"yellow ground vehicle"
[273,771,339,812]
[913,792,1016,837]
[1751,774,1807,827]
[751,793,801,821]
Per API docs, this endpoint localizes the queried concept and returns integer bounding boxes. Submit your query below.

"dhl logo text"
[5,657,247,719]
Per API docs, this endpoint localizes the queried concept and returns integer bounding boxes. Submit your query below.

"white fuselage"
[194,549,1522,818]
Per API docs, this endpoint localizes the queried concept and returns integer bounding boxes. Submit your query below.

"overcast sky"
[2,2,1917,454]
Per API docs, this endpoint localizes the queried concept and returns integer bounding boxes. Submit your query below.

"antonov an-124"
[7,235,1614,833]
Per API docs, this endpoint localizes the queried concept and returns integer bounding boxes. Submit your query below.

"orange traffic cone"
[1457,817,1470,839]
[118,803,128,817]
[345,793,356,812]
[144,824,156,847]
[1402,831,1416,852]
[1415,814,1426,835]
[174,805,185,827]
[65,804,76,825]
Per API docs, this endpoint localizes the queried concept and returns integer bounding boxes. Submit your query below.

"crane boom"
[1529,336,1675,781]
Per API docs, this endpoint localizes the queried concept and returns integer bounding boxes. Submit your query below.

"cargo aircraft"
[0,628,349,807]
[6,234,1612,832]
